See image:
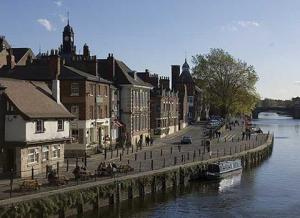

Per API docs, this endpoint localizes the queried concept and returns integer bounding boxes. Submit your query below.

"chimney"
[49,54,61,104]
[159,76,170,90]
[6,49,16,69]
[107,53,115,81]
[171,65,180,90]
[49,54,61,80]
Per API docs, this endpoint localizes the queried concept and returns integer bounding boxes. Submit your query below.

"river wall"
[0,134,274,218]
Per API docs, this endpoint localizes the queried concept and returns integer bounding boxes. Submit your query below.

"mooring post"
[151,159,154,170]
[66,159,69,172]
[31,166,34,180]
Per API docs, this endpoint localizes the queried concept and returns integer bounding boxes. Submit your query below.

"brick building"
[172,59,202,125]
[98,54,152,147]
[137,70,179,138]
[0,36,35,69]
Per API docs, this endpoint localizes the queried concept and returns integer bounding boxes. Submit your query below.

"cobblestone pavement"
[0,123,268,200]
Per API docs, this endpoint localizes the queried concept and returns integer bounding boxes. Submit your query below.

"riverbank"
[0,133,273,218]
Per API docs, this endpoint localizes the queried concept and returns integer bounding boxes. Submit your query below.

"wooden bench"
[19,179,41,191]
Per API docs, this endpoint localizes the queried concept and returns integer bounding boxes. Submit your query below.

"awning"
[113,119,124,128]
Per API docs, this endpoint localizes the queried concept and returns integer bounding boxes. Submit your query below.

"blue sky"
[1,0,300,100]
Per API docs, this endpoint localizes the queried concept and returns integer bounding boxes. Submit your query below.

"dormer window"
[36,120,44,133]
[6,102,14,112]
[58,120,64,131]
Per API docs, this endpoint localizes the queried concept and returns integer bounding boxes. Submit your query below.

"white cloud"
[54,1,62,7]
[222,20,260,31]
[59,14,68,23]
[237,21,260,28]
[37,19,55,31]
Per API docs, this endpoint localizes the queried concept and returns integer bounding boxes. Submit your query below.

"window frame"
[70,82,80,96]
[57,120,64,131]
[35,120,44,133]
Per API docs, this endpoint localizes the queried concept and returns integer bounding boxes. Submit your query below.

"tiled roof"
[0,64,112,84]
[0,78,74,119]
[115,60,152,87]
[11,48,31,64]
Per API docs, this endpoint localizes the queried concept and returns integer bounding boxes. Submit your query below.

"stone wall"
[0,134,273,217]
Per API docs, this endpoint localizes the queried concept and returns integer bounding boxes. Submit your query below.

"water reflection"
[218,173,241,192]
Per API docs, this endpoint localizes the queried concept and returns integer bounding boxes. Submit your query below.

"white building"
[0,78,73,177]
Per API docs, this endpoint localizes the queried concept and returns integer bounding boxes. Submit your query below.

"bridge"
[252,106,295,119]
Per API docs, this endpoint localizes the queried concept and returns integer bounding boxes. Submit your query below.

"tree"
[192,48,259,117]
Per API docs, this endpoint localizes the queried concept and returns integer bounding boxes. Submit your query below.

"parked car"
[181,136,192,144]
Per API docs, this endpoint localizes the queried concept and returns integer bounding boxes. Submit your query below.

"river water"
[89,113,300,218]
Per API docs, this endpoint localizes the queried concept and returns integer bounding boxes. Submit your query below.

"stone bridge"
[252,106,295,119]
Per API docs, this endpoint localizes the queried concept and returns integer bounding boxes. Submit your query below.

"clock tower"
[60,19,76,58]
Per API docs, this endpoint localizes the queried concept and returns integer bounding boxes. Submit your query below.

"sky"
[1,0,300,100]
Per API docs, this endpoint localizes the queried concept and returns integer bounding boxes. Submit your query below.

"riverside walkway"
[0,123,269,200]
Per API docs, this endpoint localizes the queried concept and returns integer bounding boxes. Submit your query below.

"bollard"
[57,162,59,176]
[31,166,34,180]
[161,149,163,156]
[45,165,49,178]
[199,149,201,156]
[128,159,130,165]
[178,145,181,152]
[181,154,184,162]
[9,169,13,198]
[163,158,166,168]
[151,160,154,170]
[76,157,78,167]
[135,153,137,161]
[174,157,177,165]
[171,147,173,154]
[84,152,87,167]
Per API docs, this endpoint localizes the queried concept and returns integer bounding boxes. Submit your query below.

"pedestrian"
[242,131,245,140]
[145,136,149,146]
[150,137,153,145]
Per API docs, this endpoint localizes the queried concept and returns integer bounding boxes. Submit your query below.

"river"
[87,113,300,218]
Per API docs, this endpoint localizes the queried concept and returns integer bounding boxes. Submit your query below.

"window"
[156,105,161,112]
[104,86,108,96]
[98,86,101,96]
[105,105,108,117]
[58,120,64,131]
[28,148,39,164]
[52,145,61,158]
[42,145,49,161]
[6,102,14,112]
[157,120,161,128]
[71,83,80,96]
[70,105,79,119]
[90,105,94,119]
[90,84,94,96]
[36,120,44,133]
[97,106,101,118]
[71,129,79,142]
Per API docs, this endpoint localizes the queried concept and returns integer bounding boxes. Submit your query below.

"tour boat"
[206,159,242,180]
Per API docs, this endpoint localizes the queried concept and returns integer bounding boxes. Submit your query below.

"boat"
[205,159,242,180]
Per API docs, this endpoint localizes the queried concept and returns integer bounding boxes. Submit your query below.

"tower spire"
[67,11,69,25]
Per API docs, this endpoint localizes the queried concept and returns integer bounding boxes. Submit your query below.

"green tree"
[192,48,259,117]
